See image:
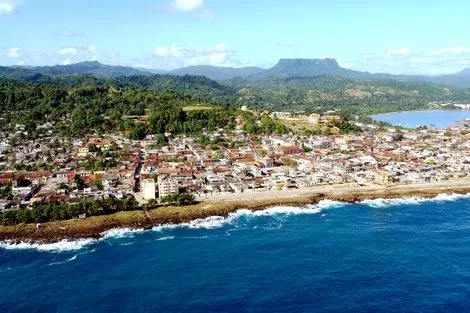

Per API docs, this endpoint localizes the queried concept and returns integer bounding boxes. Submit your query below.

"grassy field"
[182,105,217,112]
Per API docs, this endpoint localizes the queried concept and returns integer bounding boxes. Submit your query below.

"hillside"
[231,76,470,113]
[0,78,238,139]
[109,74,238,105]
[2,60,470,115]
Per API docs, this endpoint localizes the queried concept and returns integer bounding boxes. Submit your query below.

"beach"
[1,179,470,242]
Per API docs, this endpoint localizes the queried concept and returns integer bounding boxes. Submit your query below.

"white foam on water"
[361,193,470,208]
[152,223,183,232]
[152,204,335,232]
[47,254,79,266]
[100,228,145,239]
[188,216,227,229]
[434,193,470,201]
[156,236,175,241]
[0,238,95,252]
[317,200,345,210]
[119,242,135,246]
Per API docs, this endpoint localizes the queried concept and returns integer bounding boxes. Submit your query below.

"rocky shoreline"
[1,184,470,243]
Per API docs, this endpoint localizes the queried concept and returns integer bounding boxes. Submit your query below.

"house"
[280,146,303,155]
[0,171,14,184]
[77,146,89,157]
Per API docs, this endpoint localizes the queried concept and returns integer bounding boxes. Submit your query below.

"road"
[199,179,470,203]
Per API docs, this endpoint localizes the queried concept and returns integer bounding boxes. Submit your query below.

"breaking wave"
[2,193,466,253]
[101,228,145,239]
[153,201,341,232]
[361,193,470,208]
[0,239,95,252]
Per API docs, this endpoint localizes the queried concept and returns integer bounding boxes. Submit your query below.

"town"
[1,117,469,212]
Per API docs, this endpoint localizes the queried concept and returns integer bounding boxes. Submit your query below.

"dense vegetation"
[2,63,470,140]
[230,76,470,112]
[0,78,238,138]
[0,198,139,226]
[159,193,196,205]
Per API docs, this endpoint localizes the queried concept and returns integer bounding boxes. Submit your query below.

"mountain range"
[2,59,470,88]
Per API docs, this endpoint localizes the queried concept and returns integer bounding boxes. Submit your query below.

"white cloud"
[0,0,23,16]
[357,45,470,75]
[195,9,215,19]
[209,53,225,64]
[2,47,48,63]
[171,0,203,11]
[337,58,353,69]
[424,46,470,57]
[8,47,21,58]
[147,43,243,69]
[387,47,410,56]
[155,47,168,57]
[58,45,99,56]
[215,43,228,51]
[58,47,77,55]
[0,46,115,67]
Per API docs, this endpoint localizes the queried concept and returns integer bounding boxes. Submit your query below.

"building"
[77,146,89,157]
[309,113,321,124]
[141,179,156,200]
[280,146,303,155]
[375,171,394,186]
[319,115,342,124]
[158,181,178,198]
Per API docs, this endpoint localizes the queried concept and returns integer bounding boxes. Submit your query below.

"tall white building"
[142,179,156,200]
[158,181,178,198]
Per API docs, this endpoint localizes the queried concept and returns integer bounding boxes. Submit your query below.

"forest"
[2,70,468,140]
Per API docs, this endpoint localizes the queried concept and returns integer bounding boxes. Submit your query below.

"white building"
[142,179,156,200]
[158,181,178,198]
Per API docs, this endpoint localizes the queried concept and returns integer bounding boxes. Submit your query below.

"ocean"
[2,194,470,312]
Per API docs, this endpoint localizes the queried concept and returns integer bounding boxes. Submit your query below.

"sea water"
[373,109,470,128]
[2,195,470,312]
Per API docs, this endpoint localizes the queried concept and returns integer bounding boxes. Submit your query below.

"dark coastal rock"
[1,185,470,242]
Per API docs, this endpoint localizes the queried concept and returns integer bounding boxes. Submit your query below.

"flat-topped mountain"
[456,68,470,77]
[251,58,370,79]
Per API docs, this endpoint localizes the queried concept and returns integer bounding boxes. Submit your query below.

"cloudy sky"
[1,0,470,74]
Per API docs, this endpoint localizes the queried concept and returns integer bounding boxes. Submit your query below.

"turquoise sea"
[2,194,470,312]
[373,109,470,128]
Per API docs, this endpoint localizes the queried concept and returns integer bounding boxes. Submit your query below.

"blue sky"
[0,0,469,74]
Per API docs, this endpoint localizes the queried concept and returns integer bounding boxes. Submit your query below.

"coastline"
[372,107,470,116]
[1,180,470,243]
[371,108,470,128]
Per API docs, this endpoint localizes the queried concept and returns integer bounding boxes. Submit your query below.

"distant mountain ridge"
[1,59,470,88]
[169,65,265,80]
[0,61,153,78]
